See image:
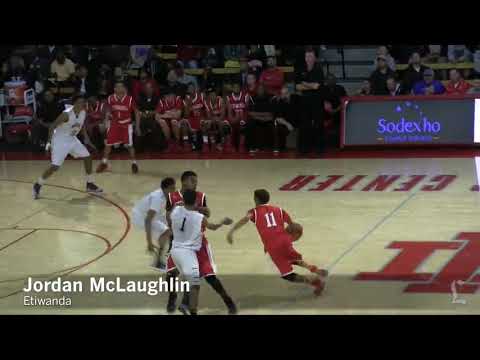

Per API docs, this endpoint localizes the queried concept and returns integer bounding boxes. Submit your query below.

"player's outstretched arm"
[196,206,211,218]
[204,217,233,231]
[45,113,68,150]
[227,215,250,244]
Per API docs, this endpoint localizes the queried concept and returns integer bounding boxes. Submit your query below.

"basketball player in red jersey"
[96,81,141,174]
[154,87,183,152]
[85,96,107,150]
[227,189,328,296]
[204,86,225,152]
[163,170,237,315]
[226,82,252,152]
[182,83,209,152]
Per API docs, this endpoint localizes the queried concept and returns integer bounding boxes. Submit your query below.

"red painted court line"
[3,148,480,160]
[0,228,112,286]
[0,230,36,252]
[0,179,130,299]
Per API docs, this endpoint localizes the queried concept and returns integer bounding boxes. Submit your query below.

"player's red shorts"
[106,123,133,146]
[167,237,216,277]
[266,234,303,277]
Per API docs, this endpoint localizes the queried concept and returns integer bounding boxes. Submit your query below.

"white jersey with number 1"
[171,206,204,251]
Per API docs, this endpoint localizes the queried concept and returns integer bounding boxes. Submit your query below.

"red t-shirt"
[248,204,292,251]
[107,94,136,125]
[86,101,105,124]
[259,68,284,96]
[445,79,472,95]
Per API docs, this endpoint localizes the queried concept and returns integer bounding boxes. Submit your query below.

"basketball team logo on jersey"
[354,232,480,296]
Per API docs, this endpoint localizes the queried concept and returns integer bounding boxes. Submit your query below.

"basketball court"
[1,151,480,314]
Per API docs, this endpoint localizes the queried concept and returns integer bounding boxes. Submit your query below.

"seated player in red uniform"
[154,87,183,152]
[181,83,208,152]
[85,96,107,150]
[226,82,251,152]
[204,86,226,152]
[96,81,141,174]
[227,189,328,296]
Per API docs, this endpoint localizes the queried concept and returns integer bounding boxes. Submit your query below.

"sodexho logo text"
[376,101,441,143]
[377,117,441,134]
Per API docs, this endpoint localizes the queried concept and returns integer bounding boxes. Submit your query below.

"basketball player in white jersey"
[168,189,232,315]
[132,177,176,269]
[33,94,103,199]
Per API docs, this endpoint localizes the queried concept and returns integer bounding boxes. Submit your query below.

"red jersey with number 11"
[248,204,292,251]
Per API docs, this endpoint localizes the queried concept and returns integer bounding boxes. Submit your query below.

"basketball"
[286,222,303,241]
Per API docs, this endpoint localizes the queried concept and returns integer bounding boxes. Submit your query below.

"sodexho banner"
[342,97,480,146]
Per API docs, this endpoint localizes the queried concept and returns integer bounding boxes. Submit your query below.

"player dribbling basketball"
[227,189,328,296]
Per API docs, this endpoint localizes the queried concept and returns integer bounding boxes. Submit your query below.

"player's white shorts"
[132,210,169,241]
[51,135,90,167]
[170,247,201,286]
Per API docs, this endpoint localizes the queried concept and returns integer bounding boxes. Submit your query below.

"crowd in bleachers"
[1,44,479,155]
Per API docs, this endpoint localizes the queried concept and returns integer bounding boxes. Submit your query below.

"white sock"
[86,174,94,183]
[132,160,137,165]
[102,158,108,164]
[203,135,208,144]
[183,136,189,141]
[37,177,45,185]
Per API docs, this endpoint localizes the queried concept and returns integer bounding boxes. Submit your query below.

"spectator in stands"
[223,45,248,67]
[369,54,395,95]
[423,45,448,63]
[412,68,445,95]
[390,45,429,64]
[177,45,202,69]
[246,84,275,154]
[386,77,402,96]
[204,46,223,68]
[246,72,258,97]
[402,52,430,94]
[73,65,96,97]
[295,47,325,154]
[8,55,26,79]
[247,45,266,77]
[0,61,10,87]
[31,90,63,151]
[448,45,473,63]
[131,69,160,102]
[137,82,163,150]
[448,45,473,79]
[50,49,76,84]
[373,46,396,71]
[445,69,472,94]
[37,45,59,63]
[356,80,372,96]
[467,79,480,94]
[259,56,284,96]
[102,45,130,70]
[173,61,198,90]
[322,73,347,147]
[129,45,152,69]
[272,84,298,153]
[239,59,249,88]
